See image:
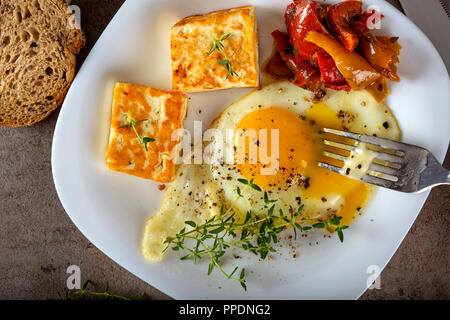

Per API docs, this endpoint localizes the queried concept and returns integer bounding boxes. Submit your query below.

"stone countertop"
[0,0,448,300]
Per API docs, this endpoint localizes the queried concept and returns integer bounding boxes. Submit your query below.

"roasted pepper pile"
[266,0,401,102]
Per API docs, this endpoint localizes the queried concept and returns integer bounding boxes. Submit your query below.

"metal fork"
[318,128,450,193]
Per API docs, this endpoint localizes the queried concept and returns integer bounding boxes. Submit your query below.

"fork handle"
[445,171,450,185]
[419,154,450,191]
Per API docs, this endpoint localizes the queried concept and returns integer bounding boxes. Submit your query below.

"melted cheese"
[105,83,187,182]
[171,6,259,92]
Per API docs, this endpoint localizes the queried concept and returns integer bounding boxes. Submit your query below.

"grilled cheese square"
[171,6,259,92]
[106,83,187,182]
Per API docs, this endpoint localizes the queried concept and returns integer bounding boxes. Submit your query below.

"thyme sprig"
[237,177,261,191]
[118,111,155,151]
[312,215,349,242]
[207,33,239,79]
[164,178,349,290]
[58,281,145,300]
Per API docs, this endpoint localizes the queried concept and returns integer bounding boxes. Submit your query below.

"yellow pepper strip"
[366,76,390,103]
[305,30,381,90]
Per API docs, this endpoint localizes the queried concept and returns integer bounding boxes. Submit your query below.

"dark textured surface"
[0,0,448,300]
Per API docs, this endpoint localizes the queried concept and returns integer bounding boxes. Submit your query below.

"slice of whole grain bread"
[0,0,85,127]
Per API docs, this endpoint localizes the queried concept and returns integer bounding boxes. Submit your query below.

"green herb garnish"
[118,111,155,151]
[58,281,145,300]
[207,33,239,79]
[164,179,349,290]
[237,178,261,191]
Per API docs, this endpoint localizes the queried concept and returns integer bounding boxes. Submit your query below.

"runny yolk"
[234,104,370,225]
[235,106,318,189]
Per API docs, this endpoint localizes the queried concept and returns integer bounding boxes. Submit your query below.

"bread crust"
[0,0,85,127]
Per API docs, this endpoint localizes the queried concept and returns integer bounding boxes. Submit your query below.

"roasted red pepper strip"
[271,30,317,86]
[263,50,294,80]
[315,50,346,84]
[303,72,323,92]
[272,29,350,91]
[285,0,329,61]
[315,50,351,91]
[305,30,381,90]
[327,1,362,52]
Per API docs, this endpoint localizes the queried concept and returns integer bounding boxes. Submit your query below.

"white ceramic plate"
[52,0,449,299]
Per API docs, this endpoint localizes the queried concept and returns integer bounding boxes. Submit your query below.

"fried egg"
[141,81,401,262]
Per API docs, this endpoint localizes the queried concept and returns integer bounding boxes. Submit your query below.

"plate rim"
[52,0,450,300]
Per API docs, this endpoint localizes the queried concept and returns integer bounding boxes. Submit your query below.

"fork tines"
[318,128,408,189]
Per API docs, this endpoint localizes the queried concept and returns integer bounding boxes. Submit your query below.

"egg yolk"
[235,106,318,189]
[234,104,370,224]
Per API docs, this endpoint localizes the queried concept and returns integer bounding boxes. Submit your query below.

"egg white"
[142,81,401,262]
